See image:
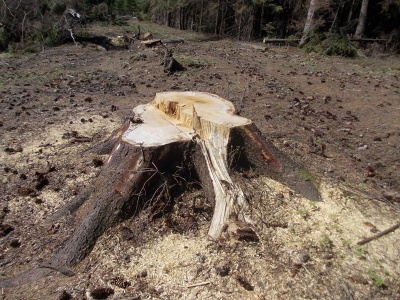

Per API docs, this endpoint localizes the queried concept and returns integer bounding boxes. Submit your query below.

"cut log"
[263,38,300,44]
[141,39,162,47]
[0,91,320,287]
[143,32,153,40]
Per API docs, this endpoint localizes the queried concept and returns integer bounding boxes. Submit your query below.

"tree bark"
[299,0,319,47]
[0,92,320,287]
[199,0,204,31]
[347,0,356,22]
[215,0,222,35]
[354,0,369,39]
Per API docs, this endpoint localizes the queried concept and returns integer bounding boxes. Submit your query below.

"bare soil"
[0,20,399,300]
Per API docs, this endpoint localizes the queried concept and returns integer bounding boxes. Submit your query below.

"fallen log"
[0,91,320,287]
[263,38,300,44]
[262,37,388,45]
[350,38,388,42]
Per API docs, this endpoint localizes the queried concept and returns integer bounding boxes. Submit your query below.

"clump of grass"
[320,233,333,248]
[358,183,367,190]
[297,209,309,219]
[355,247,366,259]
[177,55,211,69]
[341,238,350,248]
[368,268,385,287]
[296,169,317,184]
[300,59,317,66]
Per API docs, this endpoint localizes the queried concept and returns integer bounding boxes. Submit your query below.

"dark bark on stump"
[51,139,191,268]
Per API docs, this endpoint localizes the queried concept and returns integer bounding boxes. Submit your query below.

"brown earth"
[0,20,399,299]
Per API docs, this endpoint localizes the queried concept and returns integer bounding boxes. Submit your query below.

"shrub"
[45,28,62,46]
[0,27,10,51]
[88,3,110,22]
[305,33,358,58]
[52,2,67,15]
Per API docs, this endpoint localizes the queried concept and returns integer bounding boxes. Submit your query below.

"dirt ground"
[0,20,399,300]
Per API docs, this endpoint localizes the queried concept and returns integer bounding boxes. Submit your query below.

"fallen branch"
[262,38,388,45]
[0,59,9,66]
[162,39,185,44]
[357,221,400,245]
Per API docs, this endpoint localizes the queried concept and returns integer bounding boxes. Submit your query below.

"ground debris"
[90,287,114,299]
[57,290,72,300]
[215,261,230,276]
[110,276,131,289]
[235,274,254,291]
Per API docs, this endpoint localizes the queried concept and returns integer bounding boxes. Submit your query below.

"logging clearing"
[0,20,399,299]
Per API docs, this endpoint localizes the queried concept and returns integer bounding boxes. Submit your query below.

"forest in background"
[1,0,400,53]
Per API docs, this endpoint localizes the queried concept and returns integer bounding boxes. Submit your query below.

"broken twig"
[185,281,211,288]
[357,221,400,245]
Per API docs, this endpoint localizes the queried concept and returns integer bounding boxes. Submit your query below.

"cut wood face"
[122,91,252,147]
[122,104,195,147]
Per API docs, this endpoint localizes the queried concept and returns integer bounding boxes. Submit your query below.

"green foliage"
[323,35,358,57]
[296,169,317,183]
[355,247,366,259]
[297,209,309,219]
[45,26,64,47]
[368,268,386,287]
[23,46,38,53]
[341,238,350,248]
[380,0,400,11]
[52,2,67,15]
[89,3,110,21]
[0,27,11,51]
[112,0,138,15]
[262,23,275,36]
[320,233,333,247]
[358,183,367,190]
[305,33,358,58]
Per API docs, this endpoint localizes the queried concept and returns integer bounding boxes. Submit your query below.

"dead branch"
[357,221,400,245]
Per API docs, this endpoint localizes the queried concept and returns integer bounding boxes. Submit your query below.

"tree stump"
[0,92,320,287]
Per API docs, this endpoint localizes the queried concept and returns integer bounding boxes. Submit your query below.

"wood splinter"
[0,91,320,287]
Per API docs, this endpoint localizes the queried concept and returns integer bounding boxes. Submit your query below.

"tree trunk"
[347,0,356,22]
[237,12,242,40]
[199,0,204,31]
[0,92,320,287]
[330,0,343,33]
[299,0,319,47]
[215,0,222,34]
[354,0,369,39]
